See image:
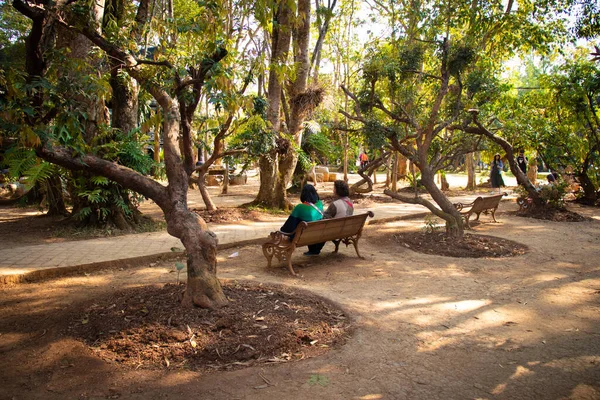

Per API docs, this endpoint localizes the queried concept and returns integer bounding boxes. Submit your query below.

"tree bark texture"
[466,152,475,190]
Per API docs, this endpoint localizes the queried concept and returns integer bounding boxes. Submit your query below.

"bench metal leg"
[348,238,363,259]
[464,214,471,229]
[491,207,498,223]
[332,239,341,254]
[262,244,274,268]
[286,255,297,276]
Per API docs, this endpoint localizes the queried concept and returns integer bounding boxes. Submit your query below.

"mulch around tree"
[512,207,590,222]
[393,231,528,258]
[68,282,349,372]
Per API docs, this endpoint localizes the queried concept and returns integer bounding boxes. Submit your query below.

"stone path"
[0,190,515,283]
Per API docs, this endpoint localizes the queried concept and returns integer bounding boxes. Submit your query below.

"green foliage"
[422,215,442,233]
[229,114,274,160]
[3,146,56,188]
[447,44,476,77]
[0,0,31,49]
[307,374,329,387]
[407,171,424,189]
[539,181,569,209]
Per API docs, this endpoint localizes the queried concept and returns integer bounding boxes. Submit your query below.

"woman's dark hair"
[300,184,319,204]
[494,153,501,160]
[333,180,350,197]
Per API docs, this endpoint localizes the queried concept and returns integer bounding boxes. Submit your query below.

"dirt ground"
[1,196,600,399]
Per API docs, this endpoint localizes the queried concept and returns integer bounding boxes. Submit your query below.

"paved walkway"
[0,191,515,283]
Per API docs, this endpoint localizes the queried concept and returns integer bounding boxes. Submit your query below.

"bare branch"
[340,85,363,119]
[384,189,452,221]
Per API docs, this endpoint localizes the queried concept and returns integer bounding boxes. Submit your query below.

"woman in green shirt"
[280,184,324,255]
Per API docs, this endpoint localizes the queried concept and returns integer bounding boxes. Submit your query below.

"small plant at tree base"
[307,374,329,387]
[175,262,185,284]
[422,215,441,233]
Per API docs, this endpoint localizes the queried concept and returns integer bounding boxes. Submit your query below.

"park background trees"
[0,0,598,307]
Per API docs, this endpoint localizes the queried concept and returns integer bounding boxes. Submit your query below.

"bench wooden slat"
[262,211,374,275]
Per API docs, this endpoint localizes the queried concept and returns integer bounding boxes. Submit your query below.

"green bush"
[539,181,568,209]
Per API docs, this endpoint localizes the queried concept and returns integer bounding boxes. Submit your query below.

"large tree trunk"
[274,150,297,209]
[110,67,139,135]
[420,165,464,238]
[158,99,226,307]
[255,154,279,206]
[466,152,475,190]
[166,209,226,308]
[254,0,291,206]
[274,0,312,206]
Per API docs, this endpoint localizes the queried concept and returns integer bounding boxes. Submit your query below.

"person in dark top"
[490,153,505,194]
[280,184,324,256]
[516,150,528,174]
[547,170,559,184]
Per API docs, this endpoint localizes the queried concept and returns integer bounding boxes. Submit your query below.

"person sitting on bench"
[280,184,324,256]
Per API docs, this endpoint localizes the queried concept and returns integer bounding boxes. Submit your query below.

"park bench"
[262,211,375,275]
[453,194,504,228]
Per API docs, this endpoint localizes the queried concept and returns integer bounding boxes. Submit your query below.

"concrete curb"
[1,238,269,285]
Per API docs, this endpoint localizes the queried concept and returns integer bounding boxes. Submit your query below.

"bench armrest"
[265,230,293,246]
[453,201,474,211]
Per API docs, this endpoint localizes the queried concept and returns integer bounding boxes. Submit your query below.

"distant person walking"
[516,149,528,174]
[359,152,369,169]
[490,153,505,194]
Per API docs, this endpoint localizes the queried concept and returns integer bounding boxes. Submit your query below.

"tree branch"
[37,143,167,207]
[384,189,451,220]
[135,58,174,69]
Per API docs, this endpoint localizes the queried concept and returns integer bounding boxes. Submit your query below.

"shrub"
[539,181,568,209]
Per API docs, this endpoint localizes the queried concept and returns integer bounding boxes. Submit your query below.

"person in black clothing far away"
[516,149,528,175]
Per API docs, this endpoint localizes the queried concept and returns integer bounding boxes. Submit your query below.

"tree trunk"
[197,171,217,211]
[110,70,139,135]
[274,0,312,205]
[159,100,226,307]
[420,166,464,238]
[391,152,398,191]
[254,0,291,206]
[440,173,449,191]
[343,132,348,181]
[466,152,475,190]
[275,149,297,209]
[578,171,598,205]
[255,153,279,206]
[221,161,229,195]
[527,156,538,185]
[44,174,69,217]
[398,154,408,178]
[166,209,227,309]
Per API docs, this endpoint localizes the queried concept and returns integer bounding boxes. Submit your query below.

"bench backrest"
[293,212,374,247]
[471,194,503,212]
